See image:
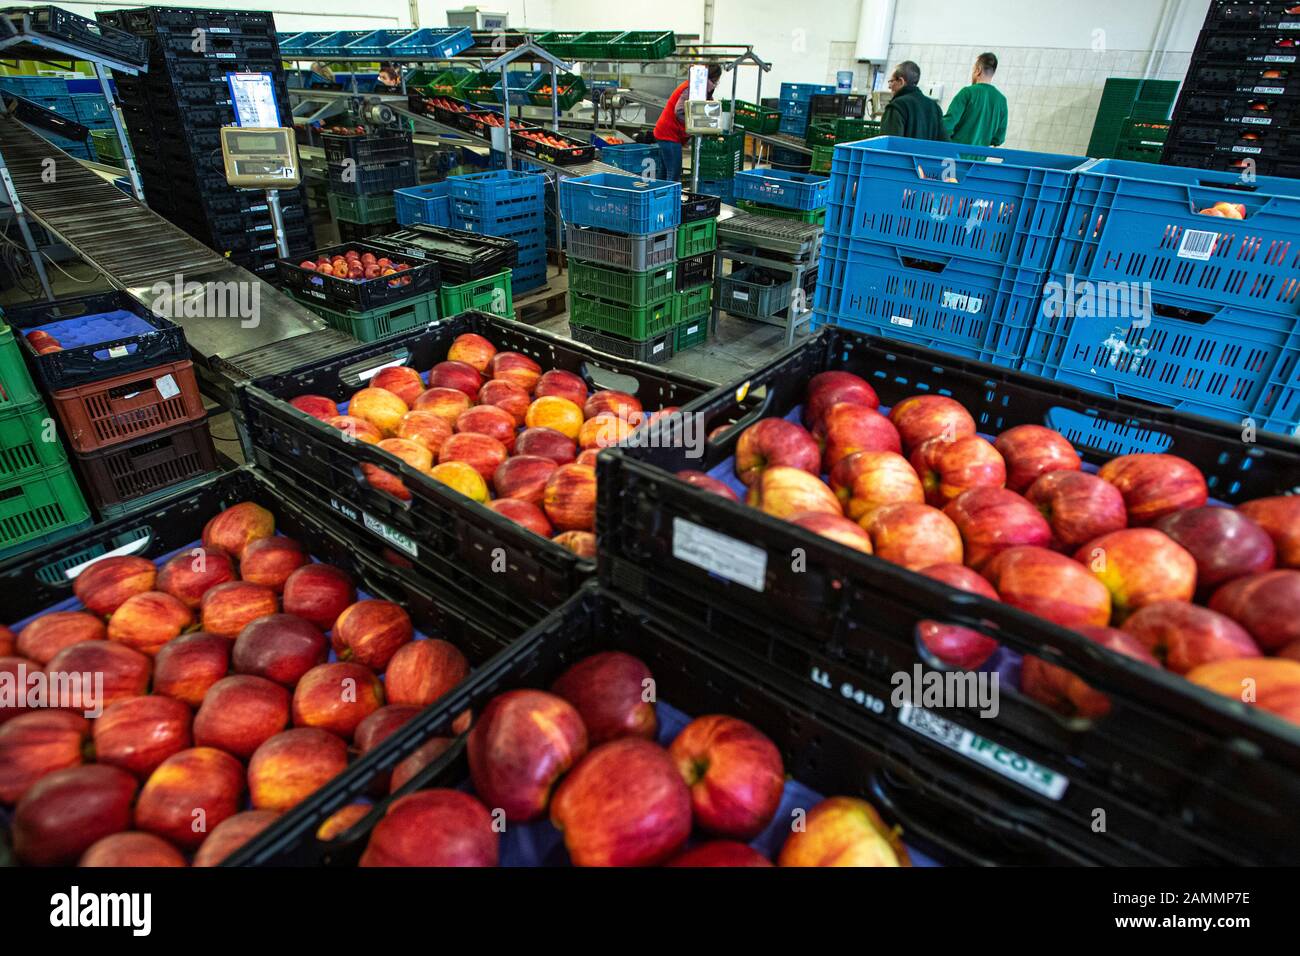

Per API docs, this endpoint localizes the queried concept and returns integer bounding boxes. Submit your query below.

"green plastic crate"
[724,100,780,133]
[420,68,474,97]
[610,31,675,60]
[570,30,625,60]
[0,463,91,555]
[676,218,717,258]
[569,259,677,307]
[1086,78,1179,158]
[0,323,39,410]
[811,145,833,173]
[91,128,125,162]
[328,191,397,225]
[735,199,826,225]
[674,316,709,352]
[526,71,587,111]
[439,270,514,318]
[295,289,438,342]
[568,292,676,341]
[697,131,744,178]
[0,399,66,483]
[806,122,837,147]
[535,31,583,59]
[834,117,881,141]
[461,70,500,103]
[676,284,712,325]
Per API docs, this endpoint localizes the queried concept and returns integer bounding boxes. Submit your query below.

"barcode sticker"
[107,345,129,359]
[1255,86,1285,94]
[686,325,699,335]
[1177,228,1218,261]
[363,511,418,557]
[1264,55,1298,62]
[155,374,180,400]
[1233,145,1263,154]
[733,290,750,302]
[890,315,915,328]
[653,342,665,354]
[1242,116,1272,125]
[672,517,767,592]
[898,703,1069,799]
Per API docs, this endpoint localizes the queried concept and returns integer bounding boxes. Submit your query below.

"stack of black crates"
[1163,0,1300,179]
[96,6,315,277]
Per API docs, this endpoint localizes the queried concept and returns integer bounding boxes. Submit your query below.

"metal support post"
[266,189,290,258]
[95,61,143,201]
[0,150,53,299]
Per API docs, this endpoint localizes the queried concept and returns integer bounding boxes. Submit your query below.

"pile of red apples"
[350,649,909,867]
[298,248,413,284]
[677,370,1300,724]
[288,332,676,557]
[0,502,471,866]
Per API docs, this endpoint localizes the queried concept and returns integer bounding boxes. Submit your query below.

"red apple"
[107,590,194,656]
[359,789,498,867]
[525,396,584,441]
[456,404,518,452]
[200,581,277,639]
[468,688,588,821]
[910,435,1005,507]
[815,402,902,472]
[156,549,237,609]
[411,387,472,426]
[983,546,1112,628]
[789,512,874,553]
[553,531,597,558]
[13,764,137,865]
[667,841,774,867]
[862,502,963,570]
[1186,658,1300,726]
[803,370,879,431]
[550,651,657,745]
[327,414,382,445]
[428,461,489,502]
[1122,601,1260,674]
[134,747,245,850]
[994,425,1081,493]
[93,695,192,779]
[675,470,740,502]
[193,675,290,759]
[1074,528,1197,622]
[46,640,151,712]
[832,450,924,522]
[514,426,578,464]
[0,710,88,803]
[488,498,554,537]
[232,614,328,688]
[734,417,820,486]
[478,379,531,426]
[1024,470,1128,550]
[447,332,497,373]
[889,395,975,452]
[332,600,413,670]
[777,795,910,867]
[490,351,542,393]
[428,360,482,400]
[1097,454,1208,526]
[79,831,186,867]
[535,369,589,408]
[389,737,457,793]
[669,714,784,839]
[384,639,469,708]
[543,463,598,532]
[354,705,421,756]
[395,410,453,457]
[202,501,275,560]
[1154,506,1276,593]
[0,624,13,657]
[746,466,841,521]
[439,431,509,482]
[916,563,1001,669]
[238,536,308,593]
[289,394,339,421]
[493,455,558,506]
[578,413,634,450]
[73,555,156,616]
[292,662,385,740]
[16,611,105,665]
[247,727,349,811]
[583,389,642,422]
[551,738,691,867]
[371,365,425,406]
[0,656,36,724]
[575,448,601,469]
[152,632,230,707]
[1021,625,1159,719]
[349,388,409,439]
[192,809,280,866]
[1209,570,1300,652]
[283,563,356,631]
[1238,496,1300,568]
[943,487,1051,571]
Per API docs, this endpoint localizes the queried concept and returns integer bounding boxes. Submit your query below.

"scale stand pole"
[94,61,144,203]
[0,149,53,299]
[265,188,290,258]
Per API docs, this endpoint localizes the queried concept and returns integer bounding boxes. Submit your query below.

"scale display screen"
[220,126,301,187]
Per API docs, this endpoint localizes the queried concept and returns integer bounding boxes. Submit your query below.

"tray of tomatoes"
[511,128,596,166]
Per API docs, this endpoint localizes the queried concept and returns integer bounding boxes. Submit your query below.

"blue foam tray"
[33,309,157,355]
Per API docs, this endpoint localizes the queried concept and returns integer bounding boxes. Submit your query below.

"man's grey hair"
[893,61,921,86]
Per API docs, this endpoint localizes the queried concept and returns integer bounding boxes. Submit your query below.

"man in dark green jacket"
[881,61,949,142]
[944,52,1008,146]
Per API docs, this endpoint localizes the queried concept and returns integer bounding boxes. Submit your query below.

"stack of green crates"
[1086,78,1179,159]
[0,322,91,559]
[807,118,881,172]
[1113,118,1170,164]
[696,131,745,181]
[672,212,717,353]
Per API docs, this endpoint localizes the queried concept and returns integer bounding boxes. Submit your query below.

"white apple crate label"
[653,341,665,354]
[898,702,1068,800]
[362,511,419,558]
[672,517,767,592]
[732,290,750,302]
[154,374,180,400]
[1242,116,1272,125]
[1177,229,1219,261]
[685,324,700,335]
[1264,55,1297,62]
[1232,145,1263,154]
[890,315,915,328]
[1256,87,1286,94]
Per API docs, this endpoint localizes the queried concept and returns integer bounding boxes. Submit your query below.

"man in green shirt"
[944,52,1008,146]
[881,61,948,142]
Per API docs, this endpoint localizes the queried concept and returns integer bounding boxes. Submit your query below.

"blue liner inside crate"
[394,182,452,227]
[31,310,156,354]
[559,172,681,234]
[813,236,1047,367]
[734,167,829,211]
[824,136,1090,271]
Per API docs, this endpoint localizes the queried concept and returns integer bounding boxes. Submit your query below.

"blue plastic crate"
[778,113,809,136]
[734,167,829,211]
[448,169,544,203]
[1052,158,1300,320]
[695,178,735,203]
[491,70,539,106]
[779,82,835,102]
[394,182,452,226]
[813,235,1047,367]
[1019,271,1300,436]
[778,99,810,116]
[0,75,68,98]
[387,27,473,58]
[559,172,681,234]
[305,30,372,57]
[825,136,1091,272]
[279,30,334,53]
[345,29,419,57]
[600,143,662,176]
[451,200,544,234]
[70,94,108,123]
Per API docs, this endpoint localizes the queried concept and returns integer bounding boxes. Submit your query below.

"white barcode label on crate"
[672,517,767,592]
[362,511,419,558]
[1242,116,1272,125]
[686,325,699,335]
[653,342,665,354]
[733,290,750,302]
[1256,86,1286,95]
[1177,229,1219,261]
[154,374,180,400]
[1264,55,1298,62]
[898,703,1069,799]
[358,358,407,382]
[107,345,129,359]
[890,315,914,328]
[941,291,984,314]
[1233,145,1263,154]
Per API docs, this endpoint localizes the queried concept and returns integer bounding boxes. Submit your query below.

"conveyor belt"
[717,211,822,258]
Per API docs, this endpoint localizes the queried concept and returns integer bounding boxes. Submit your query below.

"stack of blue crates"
[778,82,835,137]
[0,75,113,160]
[449,170,548,294]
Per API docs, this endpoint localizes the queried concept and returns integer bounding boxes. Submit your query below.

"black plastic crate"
[681,190,721,223]
[327,159,418,196]
[275,240,439,313]
[599,325,1300,866]
[337,219,398,243]
[1169,119,1300,154]
[1192,31,1300,65]
[6,290,189,391]
[322,129,414,166]
[809,92,867,119]
[369,225,518,283]
[154,30,277,62]
[1178,91,1297,125]
[105,6,275,38]
[227,583,1006,867]
[1188,63,1300,97]
[1163,146,1300,178]
[511,128,596,166]
[240,315,710,623]
[27,5,149,67]
[1205,0,1300,33]
[676,249,716,290]
[73,418,217,514]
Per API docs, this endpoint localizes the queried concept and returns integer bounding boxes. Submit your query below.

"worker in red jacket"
[653,63,722,182]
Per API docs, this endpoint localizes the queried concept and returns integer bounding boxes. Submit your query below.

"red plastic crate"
[50,359,206,453]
